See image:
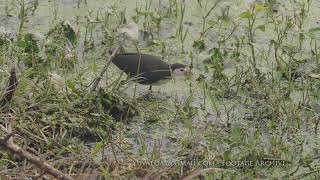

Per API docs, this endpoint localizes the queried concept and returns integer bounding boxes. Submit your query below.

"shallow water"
[1,0,320,176]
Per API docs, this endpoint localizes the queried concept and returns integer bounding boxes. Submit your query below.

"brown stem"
[1,68,18,107]
[183,119,213,172]
[90,45,120,92]
[0,134,74,180]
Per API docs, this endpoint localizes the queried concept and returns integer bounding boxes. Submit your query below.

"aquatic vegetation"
[0,0,320,179]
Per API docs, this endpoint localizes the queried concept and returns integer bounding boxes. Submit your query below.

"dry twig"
[0,133,74,180]
[90,45,120,92]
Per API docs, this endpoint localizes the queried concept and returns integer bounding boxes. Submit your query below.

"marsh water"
[1,0,320,178]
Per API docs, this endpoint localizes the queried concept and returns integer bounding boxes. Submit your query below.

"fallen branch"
[0,133,15,145]
[0,133,74,180]
[90,45,120,92]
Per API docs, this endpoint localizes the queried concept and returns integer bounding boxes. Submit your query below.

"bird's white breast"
[150,77,172,85]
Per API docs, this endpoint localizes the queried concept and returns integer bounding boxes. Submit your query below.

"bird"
[111,53,189,90]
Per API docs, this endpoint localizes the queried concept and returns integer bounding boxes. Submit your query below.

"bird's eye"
[180,69,184,71]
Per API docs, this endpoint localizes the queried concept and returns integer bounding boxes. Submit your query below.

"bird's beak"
[184,67,192,76]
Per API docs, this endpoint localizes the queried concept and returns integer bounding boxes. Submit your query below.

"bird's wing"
[112,53,172,84]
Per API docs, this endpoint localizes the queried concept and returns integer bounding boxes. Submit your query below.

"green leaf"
[138,11,153,16]
[239,11,254,18]
[256,25,265,32]
[224,150,231,160]
[306,27,320,40]
[207,20,217,26]
[193,39,205,51]
[66,79,76,92]
[91,141,104,156]
[90,61,97,72]
[207,92,220,109]
[287,22,294,29]
[211,48,223,61]
[255,5,267,11]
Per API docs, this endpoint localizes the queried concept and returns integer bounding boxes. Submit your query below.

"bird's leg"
[149,85,153,91]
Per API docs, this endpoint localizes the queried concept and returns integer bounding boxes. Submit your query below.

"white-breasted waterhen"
[112,53,189,90]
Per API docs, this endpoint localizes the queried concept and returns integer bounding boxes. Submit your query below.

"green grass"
[0,0,320,179]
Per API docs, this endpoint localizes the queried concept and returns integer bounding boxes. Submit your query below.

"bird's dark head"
[170,63,190,76]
